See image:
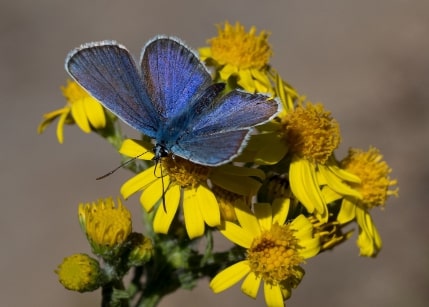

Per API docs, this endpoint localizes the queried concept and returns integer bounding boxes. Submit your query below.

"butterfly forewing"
[140,37,212,120]
[66,42,160,137]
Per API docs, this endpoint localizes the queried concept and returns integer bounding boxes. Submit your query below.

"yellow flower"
[199,22,273,94]
[210,199,320,306]
[119,139,265,239]
[38,79,106,143]
[56,253,102,292]
[283,103,340,164]
[279,102,362,222]
[337,147,399,256]
[79,198,132,258]
[340,147,399,210]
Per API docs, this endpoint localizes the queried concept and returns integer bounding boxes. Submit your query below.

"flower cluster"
[42,21,398,307]
[56,198,153,297]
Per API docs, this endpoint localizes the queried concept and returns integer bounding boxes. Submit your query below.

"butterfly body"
[66,36,279,166]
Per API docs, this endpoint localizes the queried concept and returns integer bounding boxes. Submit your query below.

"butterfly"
[65,36,279,166]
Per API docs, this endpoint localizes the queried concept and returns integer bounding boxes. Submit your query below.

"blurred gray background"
[1,0,428,306]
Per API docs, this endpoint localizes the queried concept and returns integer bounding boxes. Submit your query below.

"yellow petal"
[251,69,271,90]
[211,165,264,196]
[272,198,290,225]
[119,139,154,160]
[290,215,313,239]
[275,73,296,112]
[295,219,321,259]
[198,47,212,60]
[337,198,357,224]
[220,221,254,248]
[320,186,343,204]
[210,261,250,293]
[300,236,320,259]
[71,100,91,133]
[290,215,321,258]
[254,79,271,95]
[255,133,287,165]
[281,286,292,302]
[183,188,205,238]
[356,207,382,257]
[241,271,261,299]
[140,176,170,212]
[318,164,362,199]
[37,108,67,134]
[290,157,328,222]
[197,185,221,227]
[236,130,287,165]
[234,201,261,238]
[83,97,106,129]
[264,282,284,307]
[219,64,237,81]
[153,185,181,234]
[327,155,361,183]
[254,203,273,231]
[216,164,265,179]
[237,69,256,92]
[56,111,69,144]
[120,166,157,199]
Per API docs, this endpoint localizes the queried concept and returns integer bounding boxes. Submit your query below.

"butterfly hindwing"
[191,90,278,135]
[66,41,159,138]
[173,130,249,166]
[173,90,278,165]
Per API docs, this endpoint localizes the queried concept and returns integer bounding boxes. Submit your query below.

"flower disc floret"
[341,147,398,209]
[209,22,272,69]
[248,223,304,285]
[282,103,340,164]
[163,155,211,188]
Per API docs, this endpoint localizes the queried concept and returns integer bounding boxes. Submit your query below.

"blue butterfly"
[66,36,279,166]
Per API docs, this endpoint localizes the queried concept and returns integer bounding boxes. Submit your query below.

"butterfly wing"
[140,36,212,120]
[192,90,279,134]
[66,41,159,137]
[173,130,250,166]
[174,91,279,166]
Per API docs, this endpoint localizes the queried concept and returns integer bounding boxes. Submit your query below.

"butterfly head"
[153,143,169,163]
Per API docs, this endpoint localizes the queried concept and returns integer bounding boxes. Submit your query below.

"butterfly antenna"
[160,161,167,212]
[96,152,148,180]
[153,158,167,212]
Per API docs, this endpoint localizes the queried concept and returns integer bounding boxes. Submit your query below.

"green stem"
[136,292,162,307]
[101,280,128,307]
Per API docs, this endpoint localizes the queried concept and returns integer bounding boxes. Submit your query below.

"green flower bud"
[126,233,154,266]
[55,253,102,292]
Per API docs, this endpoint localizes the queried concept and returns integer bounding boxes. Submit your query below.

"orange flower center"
[247,223,304,285]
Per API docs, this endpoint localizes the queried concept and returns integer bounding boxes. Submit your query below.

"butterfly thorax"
[155,110,193,151]
[153,142,169,161]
